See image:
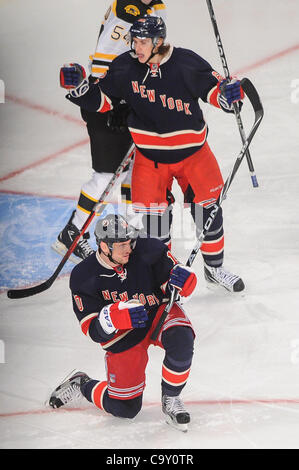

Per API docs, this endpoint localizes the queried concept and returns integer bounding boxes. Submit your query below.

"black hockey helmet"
[94,214,137,251]
[129,15,167,48]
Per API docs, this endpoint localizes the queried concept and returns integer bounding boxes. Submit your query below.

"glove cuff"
[68,78,90,99]
[98,304,117,335]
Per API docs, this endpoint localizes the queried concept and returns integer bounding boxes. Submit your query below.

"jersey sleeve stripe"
[152,3,166,11]
[91,66,109,77]
[93,52,118,61]
[80,313,98,336]
[207,84,221,108]
[92,60,112,67]
[97,90,113,113]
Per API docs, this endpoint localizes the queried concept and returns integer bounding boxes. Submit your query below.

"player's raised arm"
[59,62,114,113]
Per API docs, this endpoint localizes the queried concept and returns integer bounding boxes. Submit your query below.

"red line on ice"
[0,398,298,418]
[5,94,85,127]
[0,138,89,183]
[0,189,77,200]
[1,43,298,187]
[233,43,299,75]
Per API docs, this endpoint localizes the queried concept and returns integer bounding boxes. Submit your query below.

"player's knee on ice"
[104,395,143,419]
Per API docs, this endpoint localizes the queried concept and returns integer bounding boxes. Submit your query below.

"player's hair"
[156,43,171,56]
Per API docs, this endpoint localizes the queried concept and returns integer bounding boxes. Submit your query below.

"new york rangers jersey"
[70,236,178,354]
[90,0,166,78]
[67,47,229,164]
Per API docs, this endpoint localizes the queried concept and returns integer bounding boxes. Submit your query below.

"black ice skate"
[51,211,95,263]
[162,395,190,432]
[204,265,245,292]
[48,370,90,409]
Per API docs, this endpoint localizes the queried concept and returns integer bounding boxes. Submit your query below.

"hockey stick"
[151,78,263,341]
[206,0,259,188]
[7,142,136,299]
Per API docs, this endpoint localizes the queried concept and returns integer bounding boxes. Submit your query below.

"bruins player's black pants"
[80,108,133,173]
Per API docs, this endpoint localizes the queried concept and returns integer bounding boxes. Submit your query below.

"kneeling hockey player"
[48,213,197,432]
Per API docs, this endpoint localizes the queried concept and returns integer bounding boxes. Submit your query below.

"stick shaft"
[151,78,263,340]
[206,0,259,188]
[7,143,135,299]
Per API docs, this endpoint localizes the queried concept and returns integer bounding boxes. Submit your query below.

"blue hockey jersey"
[70,237,179,353]
[66,46,229,164]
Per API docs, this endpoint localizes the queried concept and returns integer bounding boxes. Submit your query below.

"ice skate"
[204,264,245,292]
[162,395,190,432]
[48,370,90,409]
[52,211,95,263]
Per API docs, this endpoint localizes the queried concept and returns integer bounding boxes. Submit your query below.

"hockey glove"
[219,77,244,108]
[168,264,197,298]
[60,63,86,89]
[98,300,148,334]
[107,102,130,134]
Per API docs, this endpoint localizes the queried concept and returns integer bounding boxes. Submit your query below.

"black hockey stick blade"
[7,143,136,299]
[6,209,97,299]
[241,77,264,122]
[7,247,79,299]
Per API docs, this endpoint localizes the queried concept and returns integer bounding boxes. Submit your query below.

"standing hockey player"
[52,1,167,263]
[59,15,245,293]
[48,214,197,432]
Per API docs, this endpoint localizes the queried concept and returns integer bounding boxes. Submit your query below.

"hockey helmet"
[94,214,137,251]
[129,15,166,48]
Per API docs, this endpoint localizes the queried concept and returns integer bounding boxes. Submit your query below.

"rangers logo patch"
[149,63,160,77]
[114,265,128,282]
[109,373,116,383]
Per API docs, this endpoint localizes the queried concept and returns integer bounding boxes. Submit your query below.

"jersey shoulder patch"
[115,0,152,23]
[151,0,166,11]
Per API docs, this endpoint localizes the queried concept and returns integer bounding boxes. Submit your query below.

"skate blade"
[205,282,246,296]
[165,414,188,433]
[205,280,231,292]
[51,240,82,264]
[46,368,79,408]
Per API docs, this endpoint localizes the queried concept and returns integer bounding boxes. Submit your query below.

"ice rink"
[0,0,299,450]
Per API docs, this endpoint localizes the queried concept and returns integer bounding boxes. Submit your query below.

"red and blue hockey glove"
[168,264,197,298]
[60,63,86,89]
[98,300,148,334]
[219,77,244,108]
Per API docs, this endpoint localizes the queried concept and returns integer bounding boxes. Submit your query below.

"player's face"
[141,0,152,5]
[133,37,155,63]
[111,239,134,265]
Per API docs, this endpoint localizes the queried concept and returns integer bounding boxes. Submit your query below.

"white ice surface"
[0,0,299,450]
